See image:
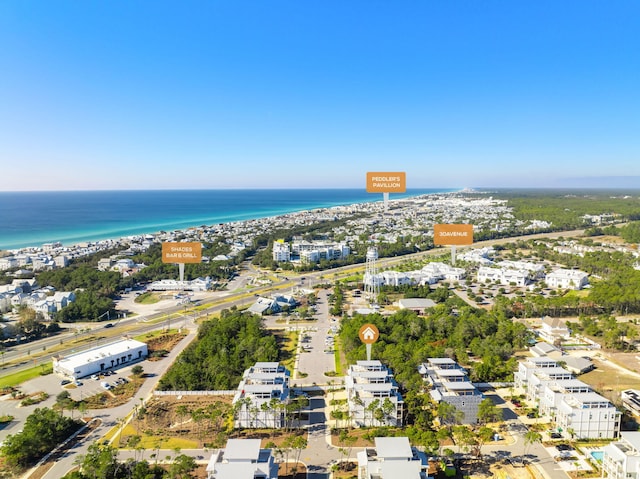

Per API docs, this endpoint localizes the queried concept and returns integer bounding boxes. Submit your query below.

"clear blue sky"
[1,1,639,191]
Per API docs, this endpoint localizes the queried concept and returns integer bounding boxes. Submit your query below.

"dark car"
[556,444,573,451]
[60,379,71,386]
[550,432,562,439]
[104,323,113,328]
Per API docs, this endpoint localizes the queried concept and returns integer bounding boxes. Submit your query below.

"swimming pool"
[591,451,604,461]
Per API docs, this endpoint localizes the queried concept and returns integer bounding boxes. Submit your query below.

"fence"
[153,390,235,396]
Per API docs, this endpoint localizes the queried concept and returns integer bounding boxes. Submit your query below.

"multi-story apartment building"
[556,392,620,440]
[233,362,290,429]
[356,437,431,479]
[272,241,291,262]
[346,360,404,427]
[515,356,620,439]
[419,358,484,424]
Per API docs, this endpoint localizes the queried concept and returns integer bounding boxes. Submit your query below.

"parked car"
[60,379,71,386]
[74,380,83,386]
[550,432,562,439]
[101,381,111,390]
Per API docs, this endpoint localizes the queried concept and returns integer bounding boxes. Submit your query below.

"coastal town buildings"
[232,362,290,429]
[272,239,350,264]
[53,338,148,379]
[206,439,278,479]
[356,436,430,479]
[419,358,483,424]
[346,360,404,427]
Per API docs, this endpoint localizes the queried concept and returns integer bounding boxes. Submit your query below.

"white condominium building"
[346,360,404,427]
[272,241,291,262]
[515,356,620,439]
[233,362,290,429]
[556,392,620,440]
[419,358,483,424]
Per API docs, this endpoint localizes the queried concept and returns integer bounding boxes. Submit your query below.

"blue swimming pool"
[591,451,604,461]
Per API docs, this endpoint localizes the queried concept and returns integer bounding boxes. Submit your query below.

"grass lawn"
[134,292,161,304]
[0,363,52,389]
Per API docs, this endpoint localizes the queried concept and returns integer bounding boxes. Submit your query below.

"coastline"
[1,188,455,252]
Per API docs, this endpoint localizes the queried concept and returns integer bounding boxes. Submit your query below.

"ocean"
[0,189,451,251]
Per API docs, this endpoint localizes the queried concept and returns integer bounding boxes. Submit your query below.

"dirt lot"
[118,394,305,449]
[580,353,640,400]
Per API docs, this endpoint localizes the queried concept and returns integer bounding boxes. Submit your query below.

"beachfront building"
[233,362,290,429]
[206,439,278,479]
[602,432,640,479]
[346,360,404,427]
[53,338,148,379]
[356,437,430,479]
[545,268,589,290]
[419,358,483,424]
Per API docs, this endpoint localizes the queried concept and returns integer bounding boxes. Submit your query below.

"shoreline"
[1,189,457,253]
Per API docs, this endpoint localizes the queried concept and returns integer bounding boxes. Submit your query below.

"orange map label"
[366,172,406,193]
[161,242,202,263]
[433,224,474,245]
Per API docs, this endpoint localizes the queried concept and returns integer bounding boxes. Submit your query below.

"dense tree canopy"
[157,309,279,390]
[0,407,81,470]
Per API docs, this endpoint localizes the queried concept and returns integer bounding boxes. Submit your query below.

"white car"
[100,381,111,390]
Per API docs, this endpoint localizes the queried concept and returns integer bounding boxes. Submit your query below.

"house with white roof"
[419,358,484,424]
[346,360,404,427]
[233,362,290,429]
[206,439,278,479]
[545,268,589,290]
[356,437,430,479]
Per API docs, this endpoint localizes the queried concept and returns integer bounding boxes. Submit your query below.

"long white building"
[514,356,620,439]
[53,338,148,379]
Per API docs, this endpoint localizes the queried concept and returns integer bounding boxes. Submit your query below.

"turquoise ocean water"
[0,189,451,250]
